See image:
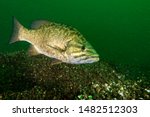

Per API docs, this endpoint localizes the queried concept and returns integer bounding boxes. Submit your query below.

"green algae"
[0,51,149,100]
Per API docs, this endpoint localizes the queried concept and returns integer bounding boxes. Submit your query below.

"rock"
[0,51,149,99]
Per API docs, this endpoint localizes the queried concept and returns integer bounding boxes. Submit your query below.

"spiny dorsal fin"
[31,20,50,29]
[28,45,40,56]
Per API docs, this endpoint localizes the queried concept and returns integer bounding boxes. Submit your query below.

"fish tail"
[10,17,25,44]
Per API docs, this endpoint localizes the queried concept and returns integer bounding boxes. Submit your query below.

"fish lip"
[85,55,99,62]
[89,55,99,58]
[93,57,100,61]
[90,55,100,61]
[91,55,99,57]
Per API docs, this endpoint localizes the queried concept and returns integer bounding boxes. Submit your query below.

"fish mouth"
[86,49,99,61]
[80,49,99,63]
[70,54,99,64]
[78,54,99,63]
[85,48,99,59]
[68,49,99,64]
[91,55,99,61]
[87,55,99,63]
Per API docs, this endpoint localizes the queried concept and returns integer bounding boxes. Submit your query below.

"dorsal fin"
[31,20,50,29]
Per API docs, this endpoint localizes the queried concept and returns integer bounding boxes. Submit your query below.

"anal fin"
[51,59,62,65]
[28,45,40,56]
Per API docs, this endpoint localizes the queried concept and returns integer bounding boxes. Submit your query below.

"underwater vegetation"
[0,51,149,100]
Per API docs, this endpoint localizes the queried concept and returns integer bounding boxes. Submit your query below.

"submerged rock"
[0,51,149,99]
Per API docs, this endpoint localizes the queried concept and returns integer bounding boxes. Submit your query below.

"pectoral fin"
[46,44,66,52]
[50,59,62,65]
[28,45,40,56]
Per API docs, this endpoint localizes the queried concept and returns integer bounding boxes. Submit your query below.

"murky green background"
[0,0,150,71]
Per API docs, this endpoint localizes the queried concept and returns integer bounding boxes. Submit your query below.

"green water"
[0,0,150,71]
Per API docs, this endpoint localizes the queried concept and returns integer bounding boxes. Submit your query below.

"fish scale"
[10,17,99,64]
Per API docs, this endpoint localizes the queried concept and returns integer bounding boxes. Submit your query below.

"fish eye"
[81,45,85,51]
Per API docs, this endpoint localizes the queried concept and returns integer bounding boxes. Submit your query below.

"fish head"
[65,38,99,64]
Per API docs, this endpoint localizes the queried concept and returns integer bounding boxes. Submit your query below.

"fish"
[10,17,99,64]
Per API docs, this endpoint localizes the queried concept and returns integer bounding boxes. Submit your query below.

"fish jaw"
[64,48,99,64]
[70,54,99,64]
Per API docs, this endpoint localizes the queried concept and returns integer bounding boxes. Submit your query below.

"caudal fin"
[10,17,23,44]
